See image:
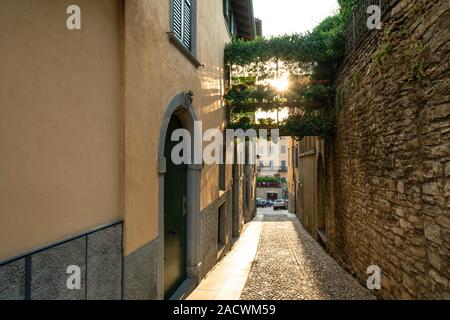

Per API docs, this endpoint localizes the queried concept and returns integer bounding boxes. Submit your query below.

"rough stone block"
[397,181,405,194]
[124,239,158,300]
[424,223,442,245]
[422,182,440,196]
[427,248,441,271]
[444,181,450,197]
[0,259,25,300]
[31,238,86,300]
[87,224,122,300]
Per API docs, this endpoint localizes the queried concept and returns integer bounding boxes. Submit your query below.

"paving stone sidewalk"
[240,214,376,300]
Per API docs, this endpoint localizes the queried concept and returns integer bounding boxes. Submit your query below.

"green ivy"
[338,0,360,23]
[224,0,361,139]
[281,111,336,139]
[408,42,428,82]
[224,81,334,111]
[256,176,287,184]
[373,43,394,73]
[225,15,345,68]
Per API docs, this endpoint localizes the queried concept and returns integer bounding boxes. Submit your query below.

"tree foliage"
[224,1,360,139]
[224,80,335,111]
[338,0,361,22]
[225,15,345,68]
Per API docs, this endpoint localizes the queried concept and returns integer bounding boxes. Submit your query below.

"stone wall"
[327,0,449,299]
[0,222,123,300]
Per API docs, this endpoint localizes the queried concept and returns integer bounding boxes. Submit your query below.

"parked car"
[256,198,267,208]
[273,199,287,210]
[257,198,274,208]
[256,198,270,208]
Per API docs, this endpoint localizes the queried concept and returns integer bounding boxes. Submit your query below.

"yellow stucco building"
[0,0,257,300]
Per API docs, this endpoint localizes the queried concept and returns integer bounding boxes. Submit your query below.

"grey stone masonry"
[0,258,25,300]
[123,239,158,300]
[87,224,122,300]
[328,0,450,299]
[31,237,86,300]
[0,221,124,300]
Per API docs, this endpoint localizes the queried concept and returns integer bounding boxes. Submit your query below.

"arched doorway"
[316,153,326,245]
[163,115,187,298]
[157,92,201,300]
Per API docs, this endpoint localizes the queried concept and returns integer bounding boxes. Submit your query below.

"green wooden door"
[164,115,187,299]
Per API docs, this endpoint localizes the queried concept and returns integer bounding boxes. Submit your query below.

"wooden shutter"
[172,0,192,51]
[182,0,192,50]
[173,0,183,41]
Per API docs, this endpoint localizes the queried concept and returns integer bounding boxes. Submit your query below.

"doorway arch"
[157,92,201,300]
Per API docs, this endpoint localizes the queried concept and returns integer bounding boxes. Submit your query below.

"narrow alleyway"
[188,208,375,300]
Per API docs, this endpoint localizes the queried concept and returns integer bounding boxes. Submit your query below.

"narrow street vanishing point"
[189,208,375,300]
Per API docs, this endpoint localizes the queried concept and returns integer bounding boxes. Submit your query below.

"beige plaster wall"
[124,0,230,255]
[0,0,123,261]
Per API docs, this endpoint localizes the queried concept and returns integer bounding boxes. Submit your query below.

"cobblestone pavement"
[240,209,376,300]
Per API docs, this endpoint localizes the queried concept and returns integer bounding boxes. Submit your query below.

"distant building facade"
[256,137,289,200]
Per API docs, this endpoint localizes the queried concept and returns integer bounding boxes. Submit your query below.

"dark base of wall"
[123,239,158,300]
[0,259,25,300]
[1,186,254,300]
[0,222,123,300]
[200,190,233,279]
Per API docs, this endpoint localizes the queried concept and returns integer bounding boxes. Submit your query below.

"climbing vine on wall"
[224,80,338,139]
[223,0,363,139]
[224,79,335,111]
[224,15,345,68]
[224,10,353,139]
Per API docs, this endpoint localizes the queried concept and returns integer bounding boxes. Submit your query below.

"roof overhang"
[230,0,256,40]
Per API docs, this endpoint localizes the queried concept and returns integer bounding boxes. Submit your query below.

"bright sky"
[253,0,340,36]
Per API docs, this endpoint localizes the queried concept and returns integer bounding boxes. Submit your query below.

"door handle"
[168,229,178,235]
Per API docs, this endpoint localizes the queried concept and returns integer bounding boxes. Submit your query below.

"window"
[219,139,226,191]
[223,0,237,38]
[223,0,229,19]
[218,204,226,248]
[295,148,299,168]
[172,0,193,51]
[281,145,287,154]
[281,160,286,168]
